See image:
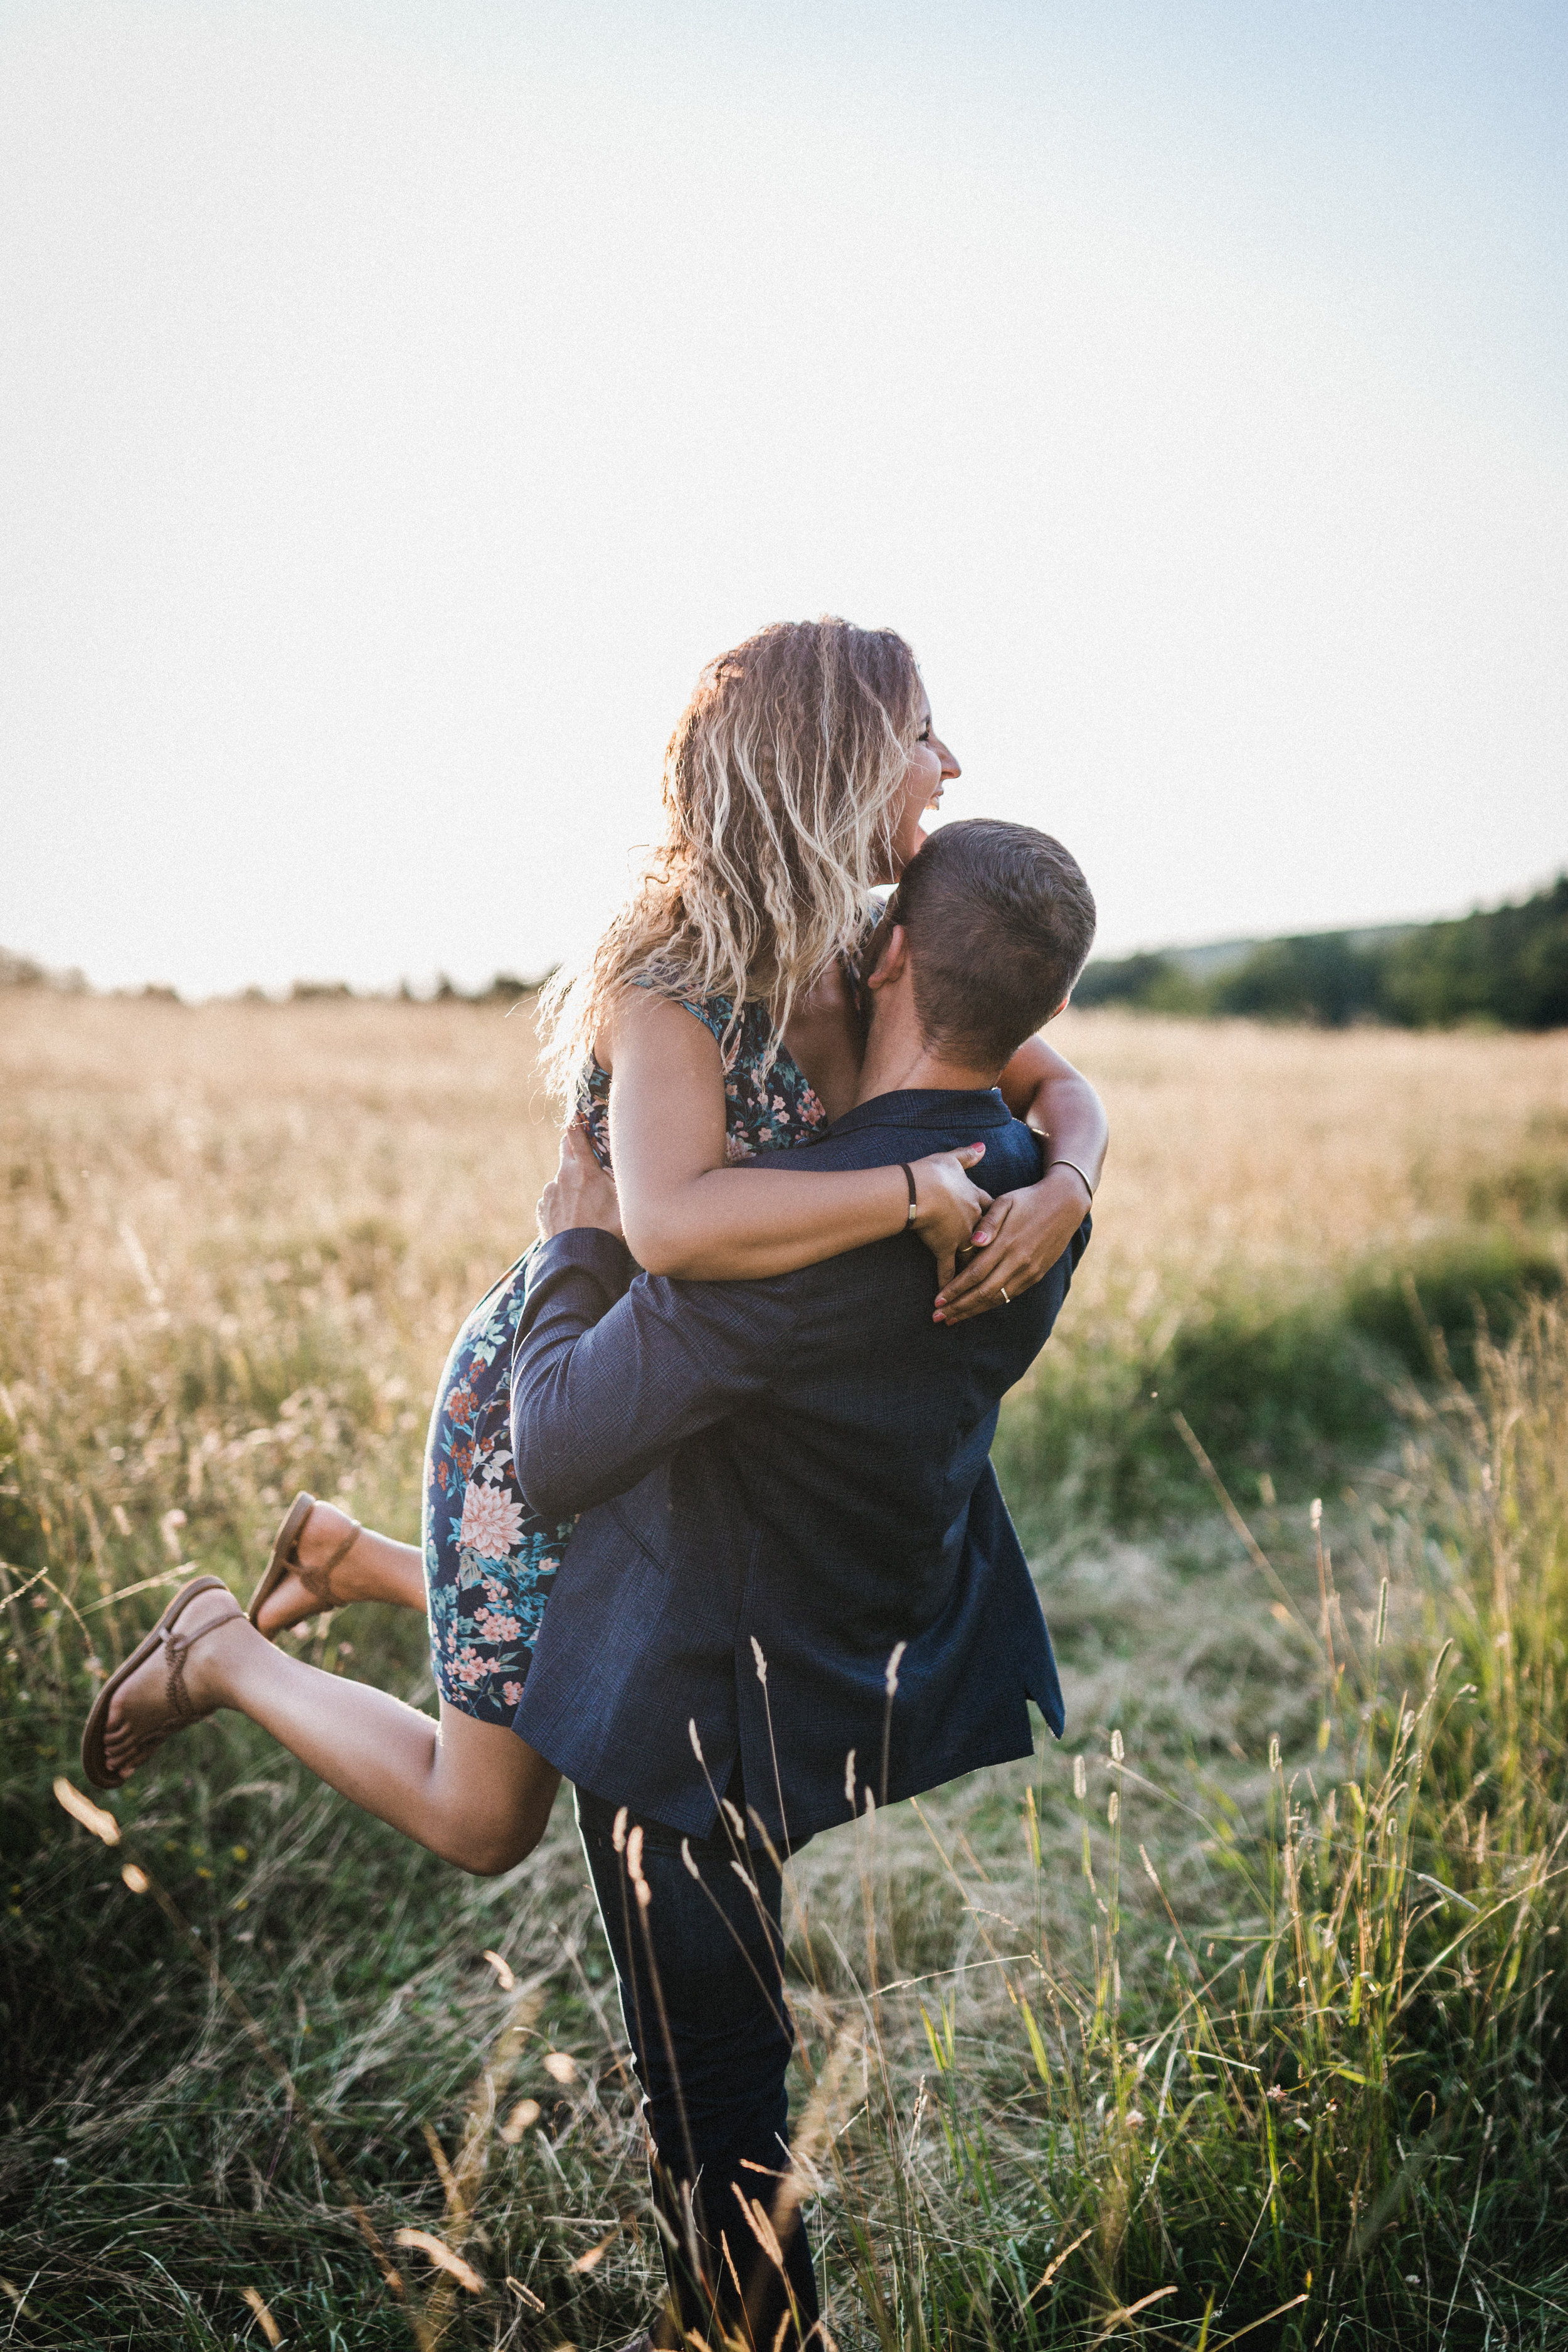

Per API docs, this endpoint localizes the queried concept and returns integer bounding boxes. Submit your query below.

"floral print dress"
[423,992,830,1725]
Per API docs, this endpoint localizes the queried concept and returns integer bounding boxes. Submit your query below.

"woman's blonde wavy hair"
[538,617,924,1099]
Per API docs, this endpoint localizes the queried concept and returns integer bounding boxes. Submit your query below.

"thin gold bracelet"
[1047,1157,1095,1203]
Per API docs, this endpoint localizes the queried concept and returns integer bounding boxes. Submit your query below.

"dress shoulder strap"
[627,972,741,1056]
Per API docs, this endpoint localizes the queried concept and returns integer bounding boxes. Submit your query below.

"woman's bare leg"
[103,1586,559,1875]
[254,1498,426,1637]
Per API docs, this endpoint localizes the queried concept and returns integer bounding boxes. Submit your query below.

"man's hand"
[931,1162,1090,1324]
[538,1121,623,1244]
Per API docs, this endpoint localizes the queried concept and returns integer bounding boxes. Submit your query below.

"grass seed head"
[393,2228,484,2294]
[53,1777,120,1846]
[239,2285,283,2346]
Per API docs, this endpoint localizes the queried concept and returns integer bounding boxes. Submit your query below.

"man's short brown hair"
[890,818,1096,1071]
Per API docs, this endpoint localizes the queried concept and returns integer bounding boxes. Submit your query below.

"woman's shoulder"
[623,970,767,1056]
[578,978,824,1160]
[575,982,773,1156]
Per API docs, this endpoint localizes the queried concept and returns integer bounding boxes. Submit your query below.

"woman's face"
[882,690,961,880]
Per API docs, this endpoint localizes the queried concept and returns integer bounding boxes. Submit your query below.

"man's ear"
[864,921,910,992]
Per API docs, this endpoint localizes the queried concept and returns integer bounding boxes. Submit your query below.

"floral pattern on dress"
[423,989,832,1725]
[579,990,829,1171]
[422,1254,574,1723]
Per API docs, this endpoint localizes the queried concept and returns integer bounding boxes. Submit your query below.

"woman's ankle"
[179,1592,255,1714]
[297,1509,423,1611]
[296,1498,357,1562]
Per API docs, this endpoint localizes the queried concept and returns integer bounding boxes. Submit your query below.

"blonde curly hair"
[538,617,925,1099]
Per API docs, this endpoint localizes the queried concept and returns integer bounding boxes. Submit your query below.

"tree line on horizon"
[1077,871,1568,1030]
[0,950,547,1006]
[6,873,1567,1028]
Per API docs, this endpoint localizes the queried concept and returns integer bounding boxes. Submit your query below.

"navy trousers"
[576,1788,820,2348]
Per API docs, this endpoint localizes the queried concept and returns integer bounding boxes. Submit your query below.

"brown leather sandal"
[80,1575,243,1789]
[246,1490,363,1635]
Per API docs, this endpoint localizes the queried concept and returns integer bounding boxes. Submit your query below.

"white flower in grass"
[459,1480,523,1557]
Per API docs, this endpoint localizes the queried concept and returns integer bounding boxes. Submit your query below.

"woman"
[82,619,1106,1869]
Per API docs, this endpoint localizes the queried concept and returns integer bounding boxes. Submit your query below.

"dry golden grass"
[4,987,1556,1862]
[1053,1004,1568,1316]
[10,990,1565,1340]
[1,995,563,1608]
[6,991,1568,2351]
[6,987,1562,1686]
[1,990,561,1346]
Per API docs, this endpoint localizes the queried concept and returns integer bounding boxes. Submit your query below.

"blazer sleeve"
[509,1229,792,1518]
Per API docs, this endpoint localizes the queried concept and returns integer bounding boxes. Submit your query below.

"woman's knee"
[453,1817,543,1877]
[446,1780,559,1873]
[435,1710,560,1873]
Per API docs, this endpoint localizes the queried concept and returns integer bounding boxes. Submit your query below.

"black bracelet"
[899,1162,918,1227]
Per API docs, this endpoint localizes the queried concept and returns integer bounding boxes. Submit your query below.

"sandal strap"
[161,1604,244,1727]
[294,1519,362,1609]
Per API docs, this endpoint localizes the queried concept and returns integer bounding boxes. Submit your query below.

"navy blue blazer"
[509,1086,1088,1846]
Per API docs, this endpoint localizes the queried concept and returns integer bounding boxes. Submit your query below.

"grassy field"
[3,994,1568,2349]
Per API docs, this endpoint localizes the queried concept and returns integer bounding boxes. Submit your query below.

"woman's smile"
[886,696,961,878]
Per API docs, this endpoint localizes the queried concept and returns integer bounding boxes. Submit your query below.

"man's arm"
[509,1228,792,1520]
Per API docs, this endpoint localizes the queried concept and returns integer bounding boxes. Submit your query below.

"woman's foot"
[251,1495,426,1638]
[253,1496,368,1637]
[98,1582,250,1783]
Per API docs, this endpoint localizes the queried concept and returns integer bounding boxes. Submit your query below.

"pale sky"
[3,0,1565,995]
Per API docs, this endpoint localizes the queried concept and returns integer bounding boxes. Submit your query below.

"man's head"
[864,819,1096,1079]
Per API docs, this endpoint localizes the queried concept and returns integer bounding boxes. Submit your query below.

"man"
[509,818,1098,2349]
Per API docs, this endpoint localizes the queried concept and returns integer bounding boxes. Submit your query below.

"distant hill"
[1157,923,1420,982]
[1076,879,1568,1031]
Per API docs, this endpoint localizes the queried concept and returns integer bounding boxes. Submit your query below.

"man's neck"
[854,1019,999,1108]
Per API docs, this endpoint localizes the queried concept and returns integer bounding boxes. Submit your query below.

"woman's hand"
[538,1122,623,1244]
[909,1146,993,1288]
[931,1162,1090,1324]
